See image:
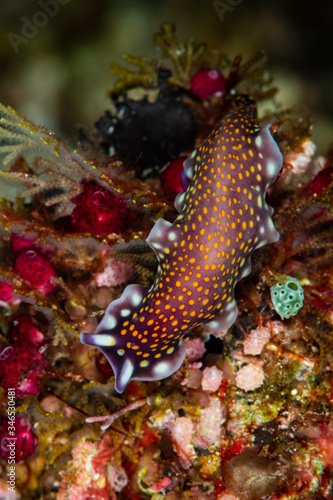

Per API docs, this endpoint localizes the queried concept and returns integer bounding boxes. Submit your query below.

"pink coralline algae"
[201,366,224,392]
[0,343,44,397]
[160,155,187,198]
[243,326,271,356]
[235,363,265,392]
[14,249,57,295]
[190,69,226,99]
[183,365,203,388]
[0,416,38,462]
[184,337,206,362]
[70,183,127,235]
[170,417,195,469]
[94,261,133,288]
[195,397,224,448]
[57,440,112,500]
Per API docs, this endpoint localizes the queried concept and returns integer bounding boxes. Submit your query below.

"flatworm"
[81,95,283,393]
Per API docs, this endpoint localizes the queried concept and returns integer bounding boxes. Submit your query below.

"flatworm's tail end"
[80,332,136,393]
[81,336,186,394]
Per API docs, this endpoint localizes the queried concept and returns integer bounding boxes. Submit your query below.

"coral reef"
[0,22,332,500]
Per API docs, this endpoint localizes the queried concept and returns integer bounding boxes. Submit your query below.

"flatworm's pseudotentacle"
[81,95,283,393]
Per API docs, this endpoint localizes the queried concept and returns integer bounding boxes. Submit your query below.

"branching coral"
[0,103,94,212]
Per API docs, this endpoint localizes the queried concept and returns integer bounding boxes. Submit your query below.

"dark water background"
[1,0,332,152]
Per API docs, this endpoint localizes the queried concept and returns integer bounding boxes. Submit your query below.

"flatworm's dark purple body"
[81,95,283,392]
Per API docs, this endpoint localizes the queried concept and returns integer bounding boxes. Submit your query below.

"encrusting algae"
[0,22,333,500]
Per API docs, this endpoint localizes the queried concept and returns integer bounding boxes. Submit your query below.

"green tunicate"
[270,276,304,320]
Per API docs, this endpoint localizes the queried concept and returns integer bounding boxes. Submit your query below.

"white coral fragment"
[235,363,265,391]
[243,326,271,356]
